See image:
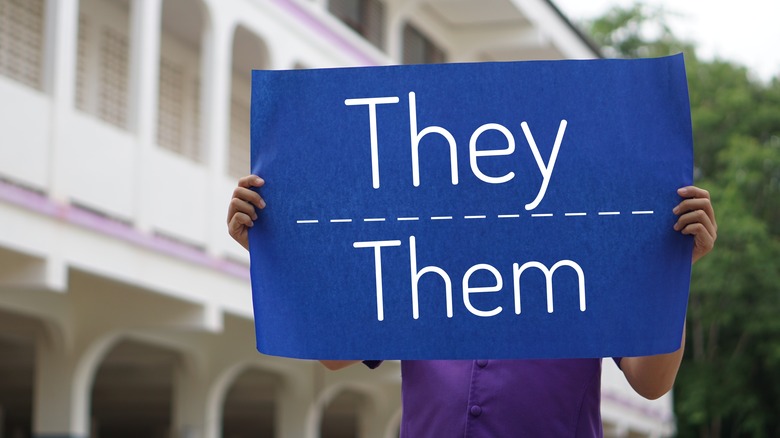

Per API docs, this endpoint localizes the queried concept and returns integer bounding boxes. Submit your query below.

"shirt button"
[470,405,482,417]
[476,360,488,368]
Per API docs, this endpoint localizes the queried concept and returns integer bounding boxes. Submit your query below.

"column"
[278,372,315,438]
[33,344,86,438]
[128,0,162,232]
[200,7,233,257]
[172,367,210,438]
[45,0,79,202]
[384,0,423,62]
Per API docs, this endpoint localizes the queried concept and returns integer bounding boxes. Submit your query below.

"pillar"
[128,0,162,233]
[45,0,79,202]
[200,6,234,257]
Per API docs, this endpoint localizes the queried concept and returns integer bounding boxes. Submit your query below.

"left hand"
[673,186,717,264]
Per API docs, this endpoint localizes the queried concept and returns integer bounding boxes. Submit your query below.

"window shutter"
[98,27,129,129]
[0,0,45,90]
[364,0,384,48]
[157,56,185,155]
[403,24,445,65]
[75,14,91,111]
[229,97,251,178]
[328,0,384,49]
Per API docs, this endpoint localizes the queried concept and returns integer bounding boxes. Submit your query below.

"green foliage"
[588,3,692,58]
[586,4,780,437]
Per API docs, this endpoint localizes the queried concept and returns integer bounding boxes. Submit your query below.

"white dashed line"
[298,209,656,224]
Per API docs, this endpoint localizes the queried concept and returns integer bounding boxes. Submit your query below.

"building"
[0,0,674,436]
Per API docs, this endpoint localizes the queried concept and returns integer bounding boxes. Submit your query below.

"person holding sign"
[227,174,716,437]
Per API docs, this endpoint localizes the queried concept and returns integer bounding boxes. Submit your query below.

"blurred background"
[0,0,777,437]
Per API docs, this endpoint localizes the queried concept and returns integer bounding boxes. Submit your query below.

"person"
[227,174,717,437]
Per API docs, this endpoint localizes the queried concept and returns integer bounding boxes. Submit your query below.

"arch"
[0,309,45,438]
[304,381,383,438]
[71,329,205,436]
[321,389,367,438]
[89,338,182,437]
[221,367,281,437]
[71,331,124,435]
[205,360,290,438]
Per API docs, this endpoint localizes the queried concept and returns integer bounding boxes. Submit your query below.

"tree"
[586,4,780,437]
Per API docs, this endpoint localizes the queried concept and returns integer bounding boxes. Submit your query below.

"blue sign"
[249,54,694,360]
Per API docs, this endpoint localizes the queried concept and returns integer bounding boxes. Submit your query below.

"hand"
[673,186,717,264]
[227,175,266,250]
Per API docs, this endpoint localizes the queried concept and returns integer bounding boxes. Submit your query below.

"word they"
[345,92,567,211]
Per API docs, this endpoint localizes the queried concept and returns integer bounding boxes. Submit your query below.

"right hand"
[227,175,266,250]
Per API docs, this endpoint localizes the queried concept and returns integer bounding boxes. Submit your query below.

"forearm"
[319,360,360,370]
[620,326,686,400]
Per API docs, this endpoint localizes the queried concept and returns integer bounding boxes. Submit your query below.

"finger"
[229,196,259,221]
[227,197,257,226]
[238,175,264,189]
[228,213,252,251]
[674,208,716,237]
[232,186,266,208]
[676,187,716,228]
[681,222,715,252]
[673,198,716,227]
[228,212,254,234]
[677,186,710,200]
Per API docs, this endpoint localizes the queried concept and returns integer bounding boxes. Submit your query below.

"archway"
[320,389,369,438]
[0,310,38,438]
[89,340,179,438]
[221,367,280,438]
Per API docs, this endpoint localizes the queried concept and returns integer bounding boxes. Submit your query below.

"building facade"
[0,0,674,436]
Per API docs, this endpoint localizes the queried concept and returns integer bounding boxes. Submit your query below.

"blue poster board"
[249,54,694,360]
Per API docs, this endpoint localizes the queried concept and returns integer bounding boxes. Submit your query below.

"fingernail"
[672,206,679,214]
[259,199,266,208]
[678,188,688,195]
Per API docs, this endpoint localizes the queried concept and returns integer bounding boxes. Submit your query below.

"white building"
[0,0,675,436]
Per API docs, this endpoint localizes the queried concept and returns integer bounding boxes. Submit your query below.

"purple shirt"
[367,359,618,437]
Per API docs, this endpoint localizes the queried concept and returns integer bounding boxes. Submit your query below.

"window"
[75,14,90,111]
[0,0,45,90]
[73,8,131,131]
[156,54,201,161]
[328,0,384,49]
[98,27,129,129]
[157,57,185,155]
[229,95,250,179]
[403,24,445,65]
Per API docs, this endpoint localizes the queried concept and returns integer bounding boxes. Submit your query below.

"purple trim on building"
[34,435,85,438]
[602,389,675,422]
[0,180,250,281]
[271,0,381,66]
